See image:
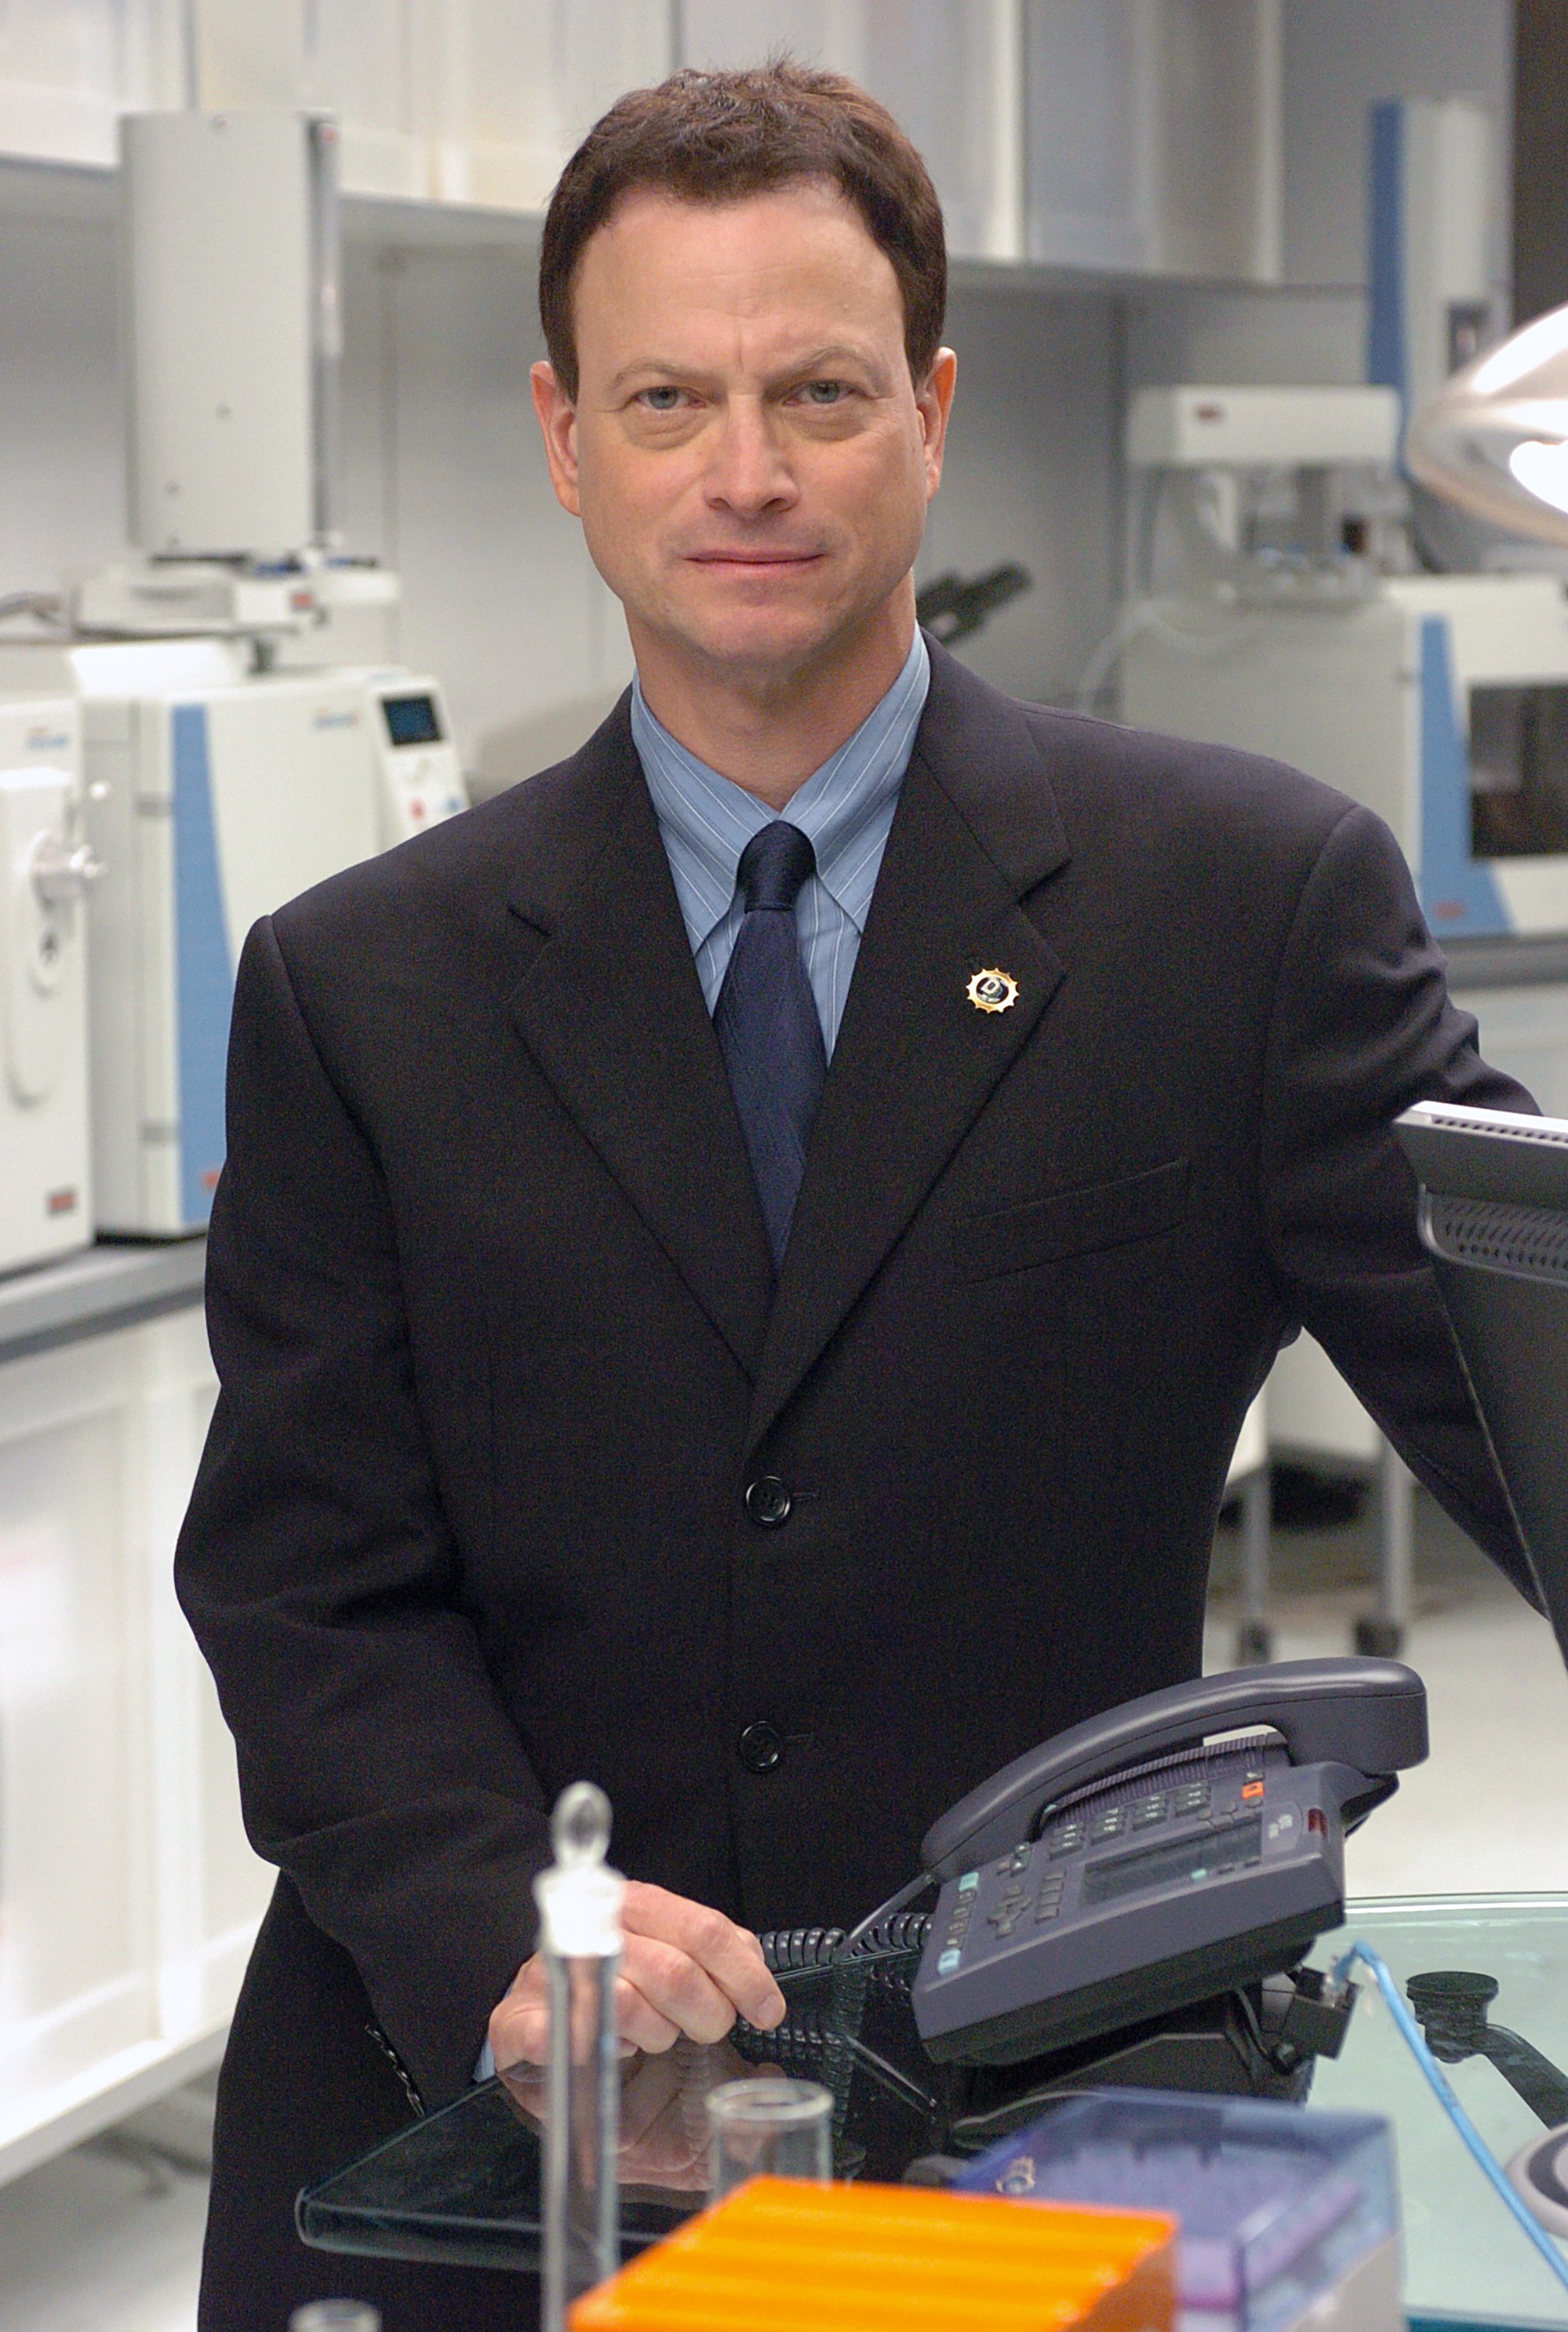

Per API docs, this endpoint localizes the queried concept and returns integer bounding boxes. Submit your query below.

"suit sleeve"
[1259,800,1540,1604]
[175,916,549,2109]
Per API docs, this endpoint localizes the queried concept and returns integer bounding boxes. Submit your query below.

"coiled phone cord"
[757,1912,933,1973]
[1332,1941,1568,2296]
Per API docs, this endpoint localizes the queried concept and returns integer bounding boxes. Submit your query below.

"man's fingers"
[613,1969,683,2054]
[620,1933,747,2046]
[493,1967,683,2066]
[491,1996,550,2070]
[621,1883,787,2030]
[490,1883,788,2072]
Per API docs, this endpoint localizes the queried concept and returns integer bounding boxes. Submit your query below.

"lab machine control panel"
[365,679,466,842]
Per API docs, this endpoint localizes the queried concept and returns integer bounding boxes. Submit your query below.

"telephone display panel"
[916,1737,1351,2068]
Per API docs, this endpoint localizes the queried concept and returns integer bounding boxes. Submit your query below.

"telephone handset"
[904,1657,1427,2072]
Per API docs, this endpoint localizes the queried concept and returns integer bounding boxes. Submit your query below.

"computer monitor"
[1396,1098,1568,1664]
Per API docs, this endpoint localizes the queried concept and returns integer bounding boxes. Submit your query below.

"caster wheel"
[1353,1617,1404,1658]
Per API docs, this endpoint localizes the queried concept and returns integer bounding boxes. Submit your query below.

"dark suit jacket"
[176,640,1532,2281]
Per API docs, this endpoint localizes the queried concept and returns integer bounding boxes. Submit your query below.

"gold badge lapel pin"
[966,968,1019,1014]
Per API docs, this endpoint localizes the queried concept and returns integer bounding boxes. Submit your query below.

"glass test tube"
[536,1781,626,2332]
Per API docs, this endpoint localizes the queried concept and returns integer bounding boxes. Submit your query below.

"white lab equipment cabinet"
[0,697,94,1276]
[0,1256,269,2184]
[120,108,337,562]
[0,639,465,1238]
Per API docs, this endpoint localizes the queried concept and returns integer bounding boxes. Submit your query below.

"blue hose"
[1332,1939,1568,2296]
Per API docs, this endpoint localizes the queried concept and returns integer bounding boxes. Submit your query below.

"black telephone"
[906,1657,1426,2078]
[756,1660,1428,2117]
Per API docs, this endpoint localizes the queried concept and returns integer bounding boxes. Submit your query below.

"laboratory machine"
[0,106,469,1239]
[1122,549,1568,951]
[1117,377,1568,1643]
[0,696,97,1274]
[0,640,462,1238]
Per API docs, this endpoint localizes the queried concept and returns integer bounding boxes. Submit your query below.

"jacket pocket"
[952,1157,1189,1283]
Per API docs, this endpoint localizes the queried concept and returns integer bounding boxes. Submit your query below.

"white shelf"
[0,143,1298,297]
[0,2023,226,2191]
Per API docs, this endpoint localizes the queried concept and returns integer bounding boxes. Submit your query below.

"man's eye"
[798,380,849,405]
[638,386,687,412]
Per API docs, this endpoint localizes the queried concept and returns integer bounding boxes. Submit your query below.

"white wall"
[327,253,1125,749]
[0,203,1123,763]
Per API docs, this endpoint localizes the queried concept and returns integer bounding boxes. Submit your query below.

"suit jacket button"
[745,1475,792,1528]
[737,1722,784,1774]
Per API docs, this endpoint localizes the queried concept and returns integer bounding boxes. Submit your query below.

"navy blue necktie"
[714,822,828,1269]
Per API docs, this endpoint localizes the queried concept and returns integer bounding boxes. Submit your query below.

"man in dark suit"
[176,58,1535,2330]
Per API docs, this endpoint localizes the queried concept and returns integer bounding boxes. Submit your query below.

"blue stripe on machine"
[1367,101,1407,435]
[172,703,235,1224]
[1417,616,1509,941]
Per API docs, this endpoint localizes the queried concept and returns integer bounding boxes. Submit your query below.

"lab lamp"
[1406,298,1568,547]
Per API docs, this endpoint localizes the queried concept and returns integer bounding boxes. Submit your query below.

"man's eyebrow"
[606,357,695,394]
[604,343,888,395]
[777,343,886,378]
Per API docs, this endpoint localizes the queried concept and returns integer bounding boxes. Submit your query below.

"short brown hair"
[539,61,946,401]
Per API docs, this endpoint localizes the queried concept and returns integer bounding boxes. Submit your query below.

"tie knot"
[736,821,816,913]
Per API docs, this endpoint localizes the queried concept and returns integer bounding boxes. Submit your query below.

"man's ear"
[531,361,581,518]
[917,347,959,501]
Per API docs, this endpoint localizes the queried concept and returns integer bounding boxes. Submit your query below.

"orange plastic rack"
[567,2174,1177,2331]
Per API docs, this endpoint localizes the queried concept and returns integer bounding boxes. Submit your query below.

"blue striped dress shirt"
[631,631,931,1058]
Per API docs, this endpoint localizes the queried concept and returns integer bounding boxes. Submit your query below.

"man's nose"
[704,401,798,518]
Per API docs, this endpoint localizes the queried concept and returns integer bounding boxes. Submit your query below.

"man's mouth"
[686,550,824,567]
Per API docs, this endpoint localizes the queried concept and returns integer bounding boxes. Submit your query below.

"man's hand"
[501,2037,779,2192]
[489,1881,787,2070]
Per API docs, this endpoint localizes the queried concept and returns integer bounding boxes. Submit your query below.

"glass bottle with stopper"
[535,1780,626,2332]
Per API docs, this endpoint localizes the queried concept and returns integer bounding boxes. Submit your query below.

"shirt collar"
[631,630,930,948]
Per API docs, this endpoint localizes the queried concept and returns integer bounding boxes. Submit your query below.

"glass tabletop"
[300,1895,1568,2327]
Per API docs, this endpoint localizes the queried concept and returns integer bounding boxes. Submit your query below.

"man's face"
[532,183,955,686]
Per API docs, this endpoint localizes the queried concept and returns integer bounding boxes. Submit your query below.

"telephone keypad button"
[1034,1901,1060,1922]
[1173,1784,1210,1815]
[1048,1822,1085,1857]
[1088,1808,1126,1842]
[1131,1795,1168,1828]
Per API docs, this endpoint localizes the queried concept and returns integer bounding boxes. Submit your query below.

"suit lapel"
[505,712,774,1377]
[746,646,1070,1451]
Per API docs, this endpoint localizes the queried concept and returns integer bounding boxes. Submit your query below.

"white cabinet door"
[679,0,1025,263]
[1025,0,1157,271]
[1025,0,1280,281]
[303,0,427,197]
[0,1305,272,2166]
[420,0,672,210]
[138,1309,273,2040]
[0,0,178,166]
[0,1333,155,2115]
